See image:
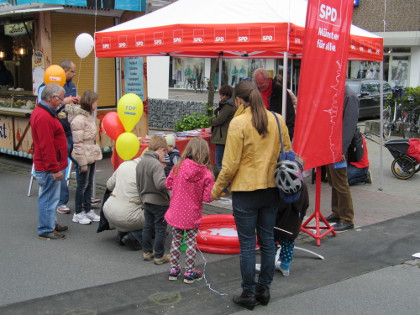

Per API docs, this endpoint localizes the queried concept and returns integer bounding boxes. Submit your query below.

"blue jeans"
[347,165,368,186]
[75,163,95,214]
[35,171,61,234]
[142,203,168,259]
[215,144,225,172]
[232,188,279,292]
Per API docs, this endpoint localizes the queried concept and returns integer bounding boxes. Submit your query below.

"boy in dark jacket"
[136,135,170,265]
[274,182,309,276]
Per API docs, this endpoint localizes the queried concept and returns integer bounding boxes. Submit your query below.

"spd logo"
[317,0,342,27]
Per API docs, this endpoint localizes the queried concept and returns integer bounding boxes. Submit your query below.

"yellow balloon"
[115,132,140,161]
[117,93,144,132]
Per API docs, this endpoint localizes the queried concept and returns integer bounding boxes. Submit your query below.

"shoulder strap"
[271,111,284,161]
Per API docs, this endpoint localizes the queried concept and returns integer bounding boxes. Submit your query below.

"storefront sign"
[4,22,33,37]
[124,57,144,100]
[293,0,354,169]
[15,0,146,11]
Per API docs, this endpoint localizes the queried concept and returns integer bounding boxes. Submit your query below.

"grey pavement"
[0,90,419,313]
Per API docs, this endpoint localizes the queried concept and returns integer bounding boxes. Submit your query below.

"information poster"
[123,57,144,100]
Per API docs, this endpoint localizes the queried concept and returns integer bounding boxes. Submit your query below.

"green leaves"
[174,112,211,131]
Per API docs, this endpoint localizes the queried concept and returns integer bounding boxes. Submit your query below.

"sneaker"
[143,252,155,261]
[38,231,66,240]
[275,261,290,277]
[85,210,100,222]
[72,212,92,225]
[57,205,70,214]
[169,268,181,281]
[91,198,101,205]
[154,254,170,265]
[325,214,340,223]
[365,170,373,184]
[183,270,203,284]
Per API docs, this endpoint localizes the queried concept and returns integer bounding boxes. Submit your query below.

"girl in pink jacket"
[165,137,214,284]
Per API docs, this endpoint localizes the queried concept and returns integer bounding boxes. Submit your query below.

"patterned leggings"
[169,227,198,273]
[279,238,295,264]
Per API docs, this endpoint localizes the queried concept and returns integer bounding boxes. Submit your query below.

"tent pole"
[218,57,222,90]
[282,52,288,119]
[115,57,122,100]
[92,56,98,199]
[379,61,384,191]
[290,58,293,90]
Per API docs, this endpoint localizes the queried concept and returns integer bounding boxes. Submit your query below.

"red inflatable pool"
[197,214,240,254]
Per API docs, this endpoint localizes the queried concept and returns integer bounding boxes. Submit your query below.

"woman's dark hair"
[80,90,98,114]
[219,84,233,98]
[234,81,268,137]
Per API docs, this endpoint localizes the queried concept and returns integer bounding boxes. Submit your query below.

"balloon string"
[197,230,228,296]
[198,247,228,296]
[77,58,83,91]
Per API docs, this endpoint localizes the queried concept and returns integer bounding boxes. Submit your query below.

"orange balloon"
[44,65,66,87]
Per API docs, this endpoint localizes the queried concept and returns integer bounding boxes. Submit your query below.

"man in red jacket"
[30,84,69,240]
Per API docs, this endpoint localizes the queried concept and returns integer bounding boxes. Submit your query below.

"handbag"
[271,111,301,203]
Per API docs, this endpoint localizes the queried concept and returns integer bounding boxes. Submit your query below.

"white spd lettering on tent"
[319,4,337,22]
[118,42,126,48]
[237,36,248,42]
[173,38,182,43]
[215,37,225,42]
[193,37,203,43]
[136,41,144,46]
[154,39,162,45]
[262,35,273,41]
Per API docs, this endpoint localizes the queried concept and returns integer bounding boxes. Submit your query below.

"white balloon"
[75,33,94,59]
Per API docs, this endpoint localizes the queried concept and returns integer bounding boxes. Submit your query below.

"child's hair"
[172,137,211,175]
[165,134,175,147]
[148,135,168,152]
[80,90,98,114]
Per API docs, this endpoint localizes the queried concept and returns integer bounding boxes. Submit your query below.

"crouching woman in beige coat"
[103,157,145,250]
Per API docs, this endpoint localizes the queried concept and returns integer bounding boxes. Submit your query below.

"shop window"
[389,56,410,88]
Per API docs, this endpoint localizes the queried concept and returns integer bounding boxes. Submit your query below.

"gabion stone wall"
[148,98,214,130]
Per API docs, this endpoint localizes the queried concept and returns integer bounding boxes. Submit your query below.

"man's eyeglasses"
[68,70,76,74]
[54,95,64,102]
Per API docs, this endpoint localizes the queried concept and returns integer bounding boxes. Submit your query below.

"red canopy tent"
[94,0,386,246]
[95,0,382,62]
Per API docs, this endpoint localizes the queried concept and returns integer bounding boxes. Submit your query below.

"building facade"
[352,0,420,88]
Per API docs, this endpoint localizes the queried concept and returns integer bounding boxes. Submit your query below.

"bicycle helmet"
[274,160,303,195]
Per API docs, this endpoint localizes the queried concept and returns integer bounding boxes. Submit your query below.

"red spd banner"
[293,0,354,170]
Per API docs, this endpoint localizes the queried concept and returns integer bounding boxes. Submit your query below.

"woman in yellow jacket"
[211,81,291,310]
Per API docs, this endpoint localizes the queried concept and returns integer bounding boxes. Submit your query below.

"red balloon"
[102,112,125,141]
